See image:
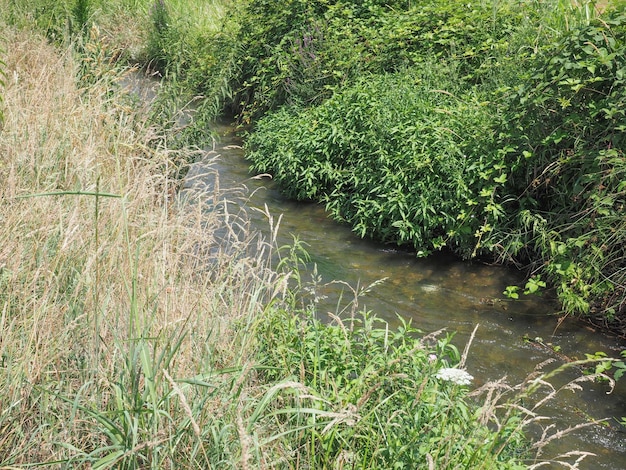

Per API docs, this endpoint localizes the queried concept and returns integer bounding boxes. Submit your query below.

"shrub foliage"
[244,3,626,329]
[497,12,626,321]
[246,68,499,259]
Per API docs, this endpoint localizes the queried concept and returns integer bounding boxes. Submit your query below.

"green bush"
[133,0,580,124]
[227,0,543,122]
[246,67,502,259]
[228,0,357,122]
[495,12,626,319]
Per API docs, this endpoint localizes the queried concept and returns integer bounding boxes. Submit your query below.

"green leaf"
[493,173,507,184]
[93,449,125,469]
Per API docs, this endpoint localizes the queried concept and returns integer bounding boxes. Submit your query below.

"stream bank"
[125,71,626,470]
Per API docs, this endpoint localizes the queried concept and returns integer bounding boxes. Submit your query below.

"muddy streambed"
[124,74,626,469]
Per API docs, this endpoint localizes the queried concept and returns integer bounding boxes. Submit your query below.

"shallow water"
[124,73,626,469]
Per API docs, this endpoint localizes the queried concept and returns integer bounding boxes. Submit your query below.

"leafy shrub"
[228,0,354,121]
[344,2,528,81]
[496,12,626,319]
[132,0,581,125]
[226,0,536,122]
[247,67,504,259]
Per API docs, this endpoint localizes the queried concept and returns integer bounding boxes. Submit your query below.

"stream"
[125,72,626,469]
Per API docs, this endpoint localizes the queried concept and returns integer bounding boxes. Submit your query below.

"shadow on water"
[123,73,626,469]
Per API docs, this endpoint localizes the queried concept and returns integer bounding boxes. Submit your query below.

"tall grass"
[0,24,283,466]
[0,50,4,125]
[163,0,229,32]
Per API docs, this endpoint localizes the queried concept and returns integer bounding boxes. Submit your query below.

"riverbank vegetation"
[63,0,625,335]
[40,0,624,335]
[0,0,624,468]
[237,0,626,335]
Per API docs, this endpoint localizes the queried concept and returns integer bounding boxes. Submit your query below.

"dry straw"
[0,23,281,466]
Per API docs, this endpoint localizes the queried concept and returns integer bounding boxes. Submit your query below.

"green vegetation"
[1,0,625,468]
[246,69,497,259]
[253,309,530,469]
[497,14,626,320]
[228,0,626,330]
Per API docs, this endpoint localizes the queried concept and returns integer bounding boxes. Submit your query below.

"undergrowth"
[249,305,616,469]
[495,12,626,322]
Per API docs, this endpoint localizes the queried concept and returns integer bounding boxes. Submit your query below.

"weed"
[70,0,91,37]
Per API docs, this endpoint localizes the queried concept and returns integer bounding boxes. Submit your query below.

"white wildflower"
[435,367,474,386]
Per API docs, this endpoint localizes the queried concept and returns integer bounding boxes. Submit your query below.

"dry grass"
[0,25,283,466]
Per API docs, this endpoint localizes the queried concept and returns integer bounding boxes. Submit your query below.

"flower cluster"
[435,367,474,386]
